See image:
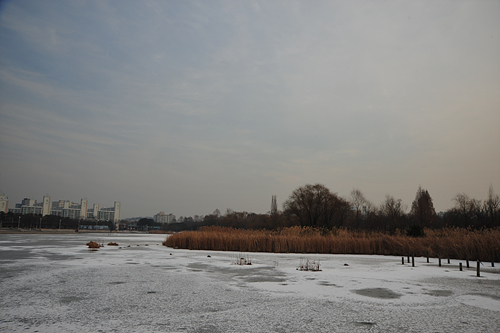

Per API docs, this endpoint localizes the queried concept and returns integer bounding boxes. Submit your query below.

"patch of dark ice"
[353,288,401,299]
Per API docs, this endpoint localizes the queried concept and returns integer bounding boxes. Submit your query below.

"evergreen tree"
[410,186,436,227]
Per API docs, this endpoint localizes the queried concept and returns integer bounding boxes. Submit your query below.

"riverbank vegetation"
[164,226,500,262]
[164,184,500,233]
[164,184,500,260]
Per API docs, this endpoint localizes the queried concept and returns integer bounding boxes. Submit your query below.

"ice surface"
[1,233,499,332]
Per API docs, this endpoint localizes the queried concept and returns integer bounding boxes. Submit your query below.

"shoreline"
[0,228,158,235]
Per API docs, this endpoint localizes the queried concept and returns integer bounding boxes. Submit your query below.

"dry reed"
[86,241,101,249]
[164,226,500,262]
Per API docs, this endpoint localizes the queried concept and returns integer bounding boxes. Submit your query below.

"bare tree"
[349,189,374,229]
[283,184,350,229]
[380,195,407,233]
[484,185,500,227]
[452,193,482,228]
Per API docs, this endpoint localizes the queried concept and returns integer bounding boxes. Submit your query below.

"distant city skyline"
[1,1,499,219]
[5,195,121,222]
[2,183,498,220]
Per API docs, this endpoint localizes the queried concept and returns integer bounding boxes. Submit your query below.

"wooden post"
[459,262,462,271]
[466,254,469,268]
[412,252,415,267]
[439,255,441,267]
[447,258,450,264]
[402,257,404,265]
[427,251,429,263]
[477,260,480,277]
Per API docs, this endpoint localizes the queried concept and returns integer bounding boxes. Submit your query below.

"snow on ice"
[1,233,499,332]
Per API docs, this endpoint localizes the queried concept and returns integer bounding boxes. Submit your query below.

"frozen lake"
[1,233,499,332]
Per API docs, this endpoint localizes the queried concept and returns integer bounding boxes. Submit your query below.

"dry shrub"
[107,242,119,246]
[235,254,252,265]
[164,226,500,261]
[297,259,321,271]
[86,241,101,249]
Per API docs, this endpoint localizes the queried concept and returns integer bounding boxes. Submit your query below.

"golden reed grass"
[86,241,101,249]
[164,226,500,261]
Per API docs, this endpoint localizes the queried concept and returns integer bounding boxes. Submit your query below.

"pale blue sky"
[1,0,499,218]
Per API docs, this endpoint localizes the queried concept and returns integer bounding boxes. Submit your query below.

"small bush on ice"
[235,254,252,265]
[86,241,103,249]
[297,259,321,271]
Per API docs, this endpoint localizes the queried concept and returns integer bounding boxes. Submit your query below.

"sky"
[0,0,499,219]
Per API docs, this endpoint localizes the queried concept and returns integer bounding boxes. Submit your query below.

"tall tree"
[409,186,437,228]
[283,184,350,229]
[452,193,482,228]
[380,195,407,233]
[483,185,500,227]
[349,189,374,229]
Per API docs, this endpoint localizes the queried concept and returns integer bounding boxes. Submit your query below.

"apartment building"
[153,211,175,224]
[8,196,121,222]
[0,194,9,213]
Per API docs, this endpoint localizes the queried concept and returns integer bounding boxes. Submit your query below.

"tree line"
[0,213,115,231]
[164,184,500,234]
[3,184,497,234]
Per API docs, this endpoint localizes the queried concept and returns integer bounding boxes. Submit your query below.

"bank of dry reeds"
[164,226,500,262]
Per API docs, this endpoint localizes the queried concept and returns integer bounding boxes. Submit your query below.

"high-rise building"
[50,200,85,219]
[87,204,100,219]
[8,196,121,222]
[80,198,88,219]
[271,195,277,215]
[42,196,51,216]
[10,197,46,215]
[0,195,8,213]
[154,211,175,224]
[97,201,121,222]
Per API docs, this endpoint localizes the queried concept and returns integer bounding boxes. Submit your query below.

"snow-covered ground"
[1,233,499,333]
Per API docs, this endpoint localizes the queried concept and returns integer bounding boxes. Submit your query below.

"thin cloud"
[1,0,499,217]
